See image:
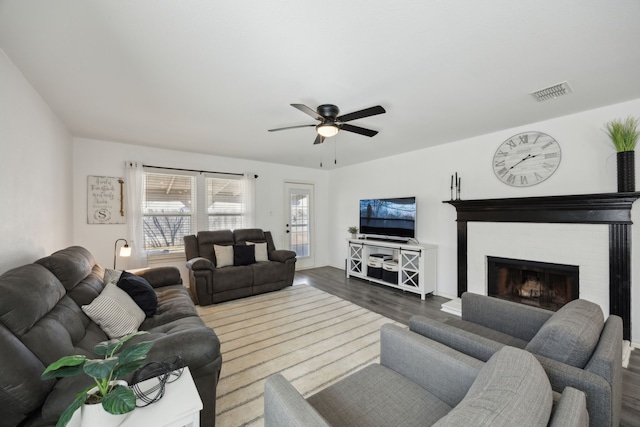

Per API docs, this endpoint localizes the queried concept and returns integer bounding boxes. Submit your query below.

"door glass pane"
[289,192,310,257]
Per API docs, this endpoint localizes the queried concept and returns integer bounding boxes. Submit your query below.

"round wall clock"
[492,131,561,187]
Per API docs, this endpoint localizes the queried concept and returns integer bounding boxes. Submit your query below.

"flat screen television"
[359,197,416,239]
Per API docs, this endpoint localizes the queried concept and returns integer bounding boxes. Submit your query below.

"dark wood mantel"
[444,192,640,340]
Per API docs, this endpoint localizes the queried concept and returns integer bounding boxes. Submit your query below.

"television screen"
[359,197,416,238]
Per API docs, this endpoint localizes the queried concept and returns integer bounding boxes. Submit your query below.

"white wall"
[329,98,640,345]
[0,49,73,274]
[72,138,330,277]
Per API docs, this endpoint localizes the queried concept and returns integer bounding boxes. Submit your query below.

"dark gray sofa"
[265,324,589,426]
[0,246,222,427]
[409,292,622,427]
[184,228,296,305]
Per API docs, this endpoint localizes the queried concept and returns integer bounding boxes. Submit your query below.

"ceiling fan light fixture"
[316,123,339,138]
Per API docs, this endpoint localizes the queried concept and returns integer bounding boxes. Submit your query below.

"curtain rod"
[142,164,258,178]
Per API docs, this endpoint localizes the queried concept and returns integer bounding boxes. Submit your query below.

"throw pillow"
[103,268,123,286]
[116,271,158,317]
[214,244,234,268]
[82,284,145,339]
[233,244,256,266]
[247,241,269,262]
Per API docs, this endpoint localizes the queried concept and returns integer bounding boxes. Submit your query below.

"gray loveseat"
[265,324,589,426]
[0,246,222,427]
[184,228,296,305]
[409,292,622,427]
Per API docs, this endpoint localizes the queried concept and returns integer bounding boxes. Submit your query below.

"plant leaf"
[118,341,153,365]
[42,355,87,379]
[84,358,119,379]
[102,385,137,414]
[94,331,150,356]
[113,360,147,379]
[55,390,88,427]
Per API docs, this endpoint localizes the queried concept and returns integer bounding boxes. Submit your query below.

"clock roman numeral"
[506,140,516,149]
[506,174,516,184]
[518,134,529,144]
[520,175,528,185]
[494,160,505,168]
[542,141,554,149]
[542,162,556,170]
[534,172,544,181]
[544,152,559,159]
[497,150,509,157]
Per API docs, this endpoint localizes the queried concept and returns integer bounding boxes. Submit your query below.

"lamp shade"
[119,245,131,257]
[317,123,339,138]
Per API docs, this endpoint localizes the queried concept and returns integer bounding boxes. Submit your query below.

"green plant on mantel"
[41,331,153,427]
[347,226,358,234]
[604,116,640,152]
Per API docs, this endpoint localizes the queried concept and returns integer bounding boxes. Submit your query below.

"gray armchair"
[409,292,622,427]
[264,324,588,427]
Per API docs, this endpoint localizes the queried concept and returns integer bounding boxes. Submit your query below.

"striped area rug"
[197,284,401,427]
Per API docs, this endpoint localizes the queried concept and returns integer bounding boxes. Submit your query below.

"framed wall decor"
[87,175,126,224]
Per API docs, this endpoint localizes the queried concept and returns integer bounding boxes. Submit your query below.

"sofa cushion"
[308,363,452,426]
[526,299,604,368]
[434,347,552,426]
[82,284,145,339]
[234,228,266,244]
[35,246,95,291]
[214,244,234,268]
[117,271,158,317]
[247,241,269,262]
[197,230,235,263]
[234,244,256,266]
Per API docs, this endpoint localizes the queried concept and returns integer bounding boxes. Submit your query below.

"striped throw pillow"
[82,284,145,339]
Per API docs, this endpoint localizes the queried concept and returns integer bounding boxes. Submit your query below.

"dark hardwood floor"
[294,266,640,427]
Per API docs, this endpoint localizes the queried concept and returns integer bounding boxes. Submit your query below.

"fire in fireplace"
[487,257,579,311]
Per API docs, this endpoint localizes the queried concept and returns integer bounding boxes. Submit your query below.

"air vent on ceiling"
[530,81,573,102]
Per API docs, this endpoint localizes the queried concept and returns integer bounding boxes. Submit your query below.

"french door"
[284,182,314,269]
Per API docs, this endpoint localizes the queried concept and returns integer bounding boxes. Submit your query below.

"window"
[142,172,196,254]
[206,176,245,230]
[142,169,246,254]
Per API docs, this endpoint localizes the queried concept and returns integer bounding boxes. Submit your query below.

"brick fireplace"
[445,192,640,340]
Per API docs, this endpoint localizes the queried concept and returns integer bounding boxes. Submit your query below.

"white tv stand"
[346,238,437,300]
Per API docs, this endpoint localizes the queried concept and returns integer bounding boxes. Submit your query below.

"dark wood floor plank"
[294,266,640,427]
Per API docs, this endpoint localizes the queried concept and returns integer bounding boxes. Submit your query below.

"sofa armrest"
[461,292,552,341]
[135,266,182,288]
[409,315,504,362]
[186,256,215,271]
[269,249,296,263]
[549,387,589,427]
[380,324,483,407]
[535,354,613,427]
[264,374,331,427]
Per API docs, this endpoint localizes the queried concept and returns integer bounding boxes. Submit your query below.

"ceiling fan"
[268,103,386,145]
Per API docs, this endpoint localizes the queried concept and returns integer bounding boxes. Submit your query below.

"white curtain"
[124,161,147,268]
[243,172,257,228]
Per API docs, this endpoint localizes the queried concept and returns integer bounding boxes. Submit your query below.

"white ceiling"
[1,0,640,170]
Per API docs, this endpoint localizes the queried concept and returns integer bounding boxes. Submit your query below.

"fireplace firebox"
[487,257,579,311]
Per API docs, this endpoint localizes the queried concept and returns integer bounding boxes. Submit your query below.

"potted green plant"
[604,116,640,192]
[41,332,153,427]
[348,226,359,239]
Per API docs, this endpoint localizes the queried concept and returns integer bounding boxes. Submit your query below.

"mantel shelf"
[443,192,640,225]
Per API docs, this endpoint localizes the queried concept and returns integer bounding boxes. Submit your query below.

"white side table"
[68,367,202,427]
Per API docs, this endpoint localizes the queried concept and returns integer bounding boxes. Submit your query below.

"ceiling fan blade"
[336,105,385,123]
[313,134,325,145]
[340,123,379,137]
[268,124,315,132]
[291,104,324,121]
